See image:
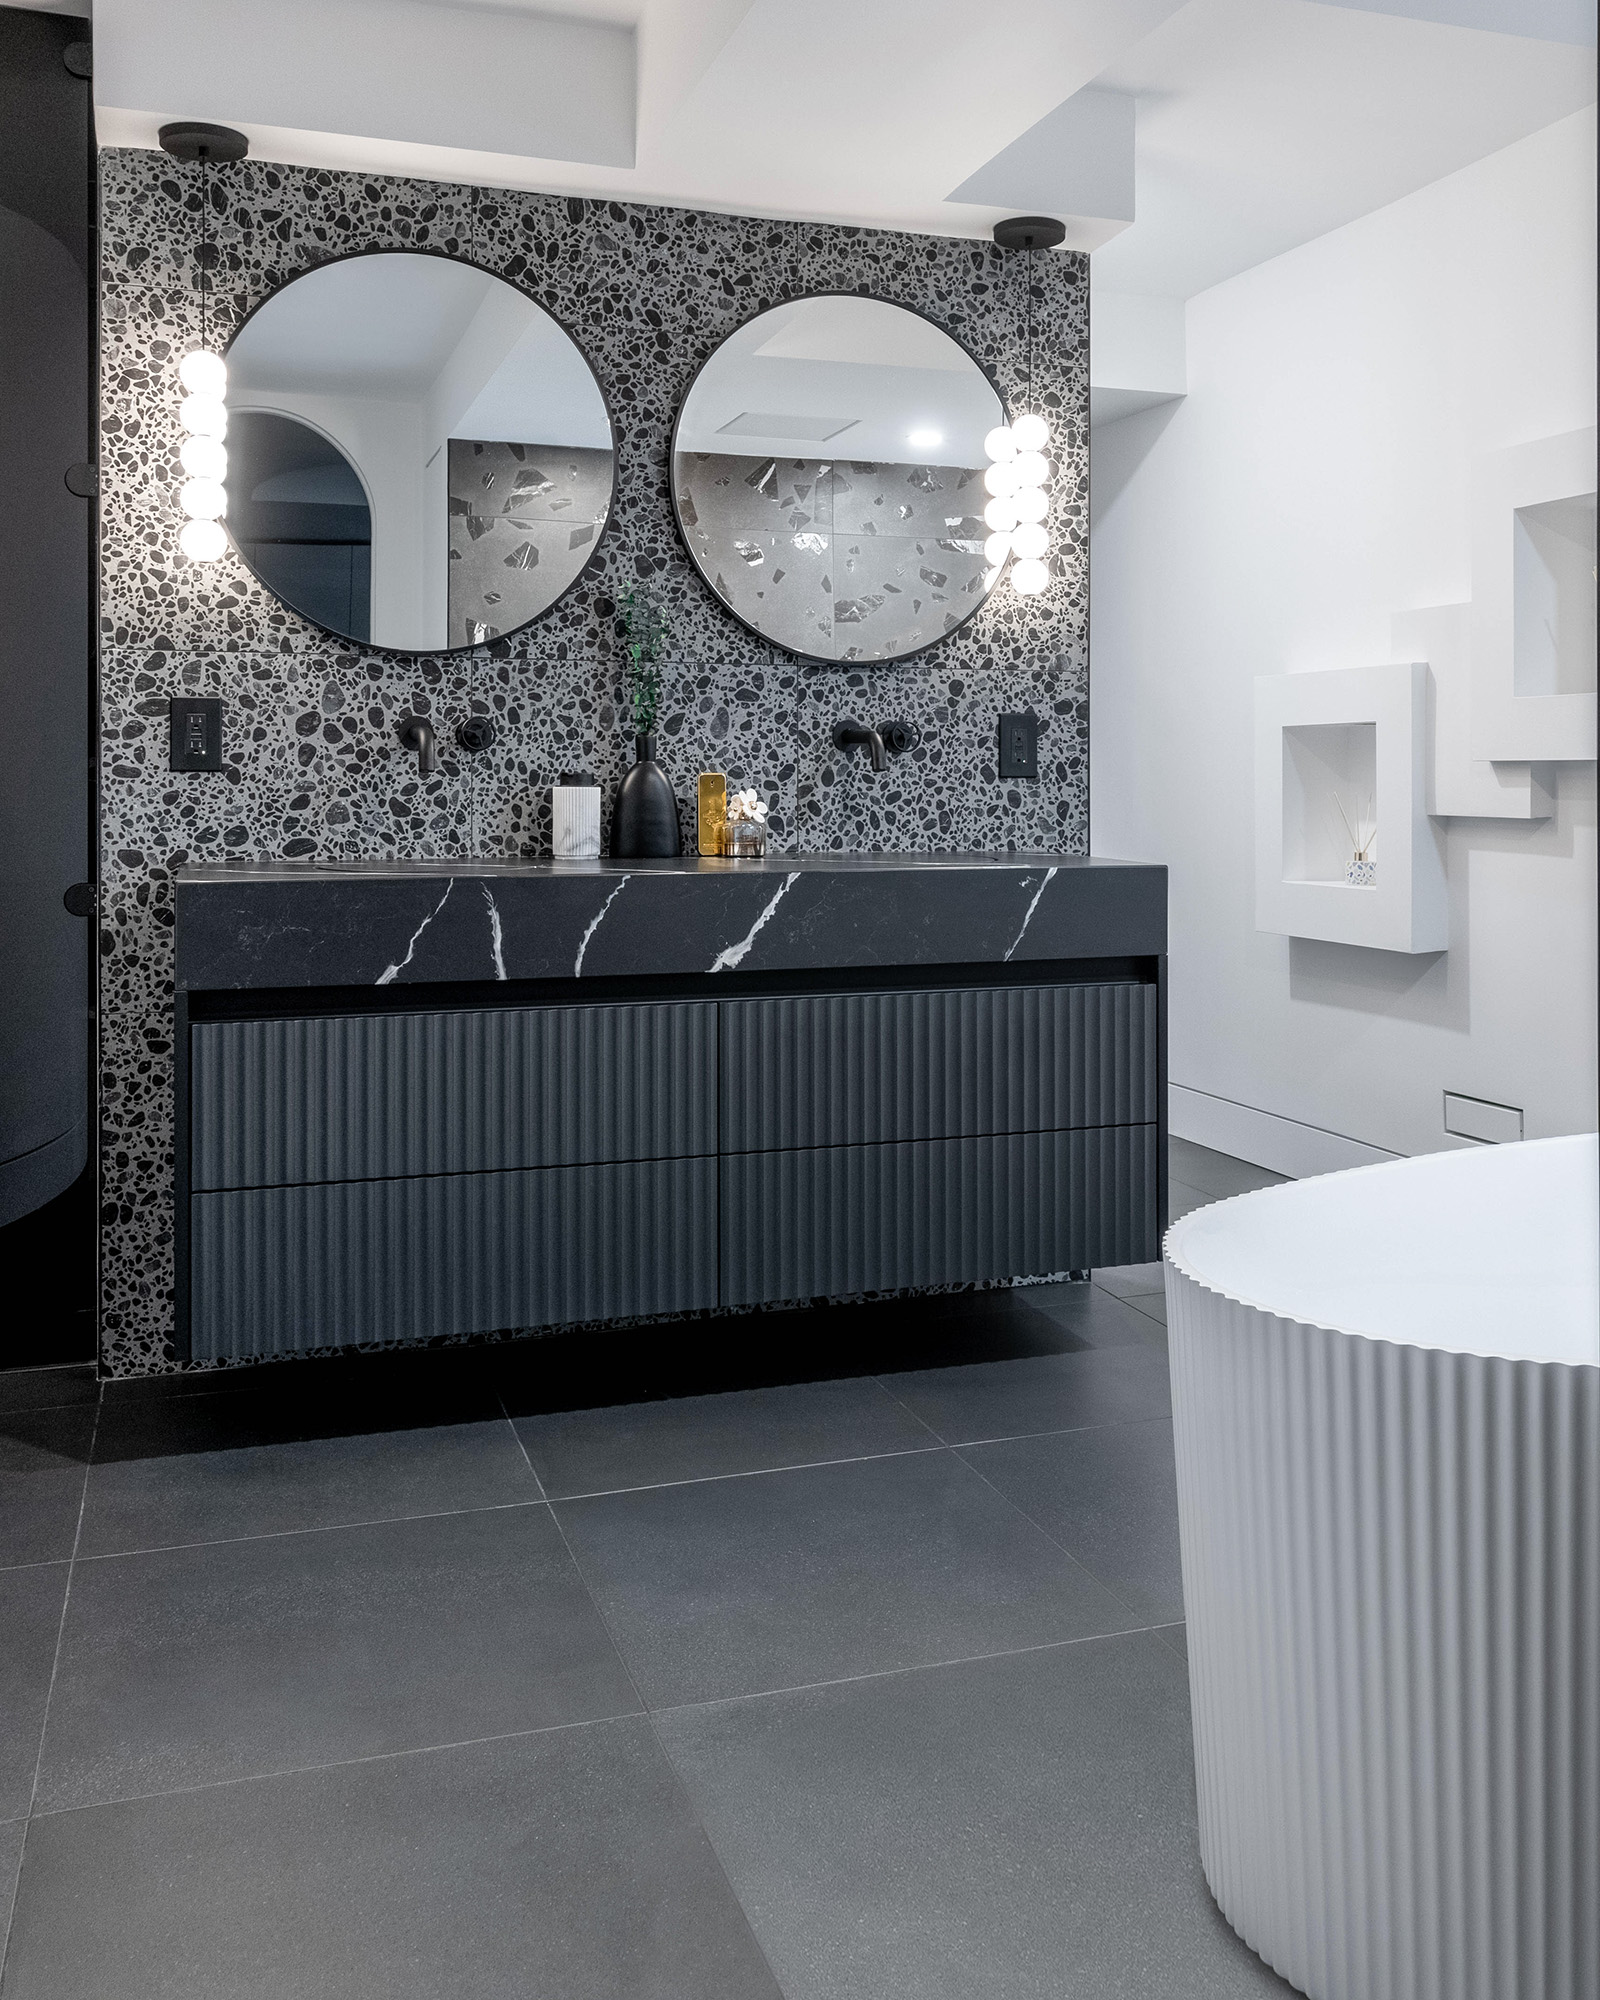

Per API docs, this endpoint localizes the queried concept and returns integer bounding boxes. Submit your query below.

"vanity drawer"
[190,1156,717,1361]
[720,983,1156,1154]
[720,1123,1158,1308]
[190,1001,717,1190]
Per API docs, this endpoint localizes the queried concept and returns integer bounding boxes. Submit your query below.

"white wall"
[1091,106,1598,1170]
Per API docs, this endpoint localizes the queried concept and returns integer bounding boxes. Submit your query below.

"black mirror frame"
[220,244,619,659]
[668,289,1013,667]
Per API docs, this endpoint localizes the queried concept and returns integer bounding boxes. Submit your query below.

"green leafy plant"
[619,585,669,736]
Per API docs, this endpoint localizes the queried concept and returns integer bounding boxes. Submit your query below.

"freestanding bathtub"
[1165,1134,1598,2000]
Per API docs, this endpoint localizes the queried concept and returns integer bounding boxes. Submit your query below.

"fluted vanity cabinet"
[173,855,1167,1363]
[187,1003,720,1359]
[718,985,1158,1306]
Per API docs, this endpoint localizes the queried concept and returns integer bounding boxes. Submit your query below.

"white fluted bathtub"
[1165,1134,1598,2000]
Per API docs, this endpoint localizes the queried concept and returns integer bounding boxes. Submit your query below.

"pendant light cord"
[1025,235,1034,418]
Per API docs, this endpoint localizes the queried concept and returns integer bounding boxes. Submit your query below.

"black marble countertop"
[174,853,1166,991]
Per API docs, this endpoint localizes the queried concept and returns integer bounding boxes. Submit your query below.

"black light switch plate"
[997,710,1039,780]
[169,697,223,772]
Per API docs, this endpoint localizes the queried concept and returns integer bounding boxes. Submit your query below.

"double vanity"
[173,854,1167,1362]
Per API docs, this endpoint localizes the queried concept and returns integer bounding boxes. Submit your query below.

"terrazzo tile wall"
[97,149,1090,1376]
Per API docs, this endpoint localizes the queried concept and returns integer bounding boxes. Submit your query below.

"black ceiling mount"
[992,215,1067,252]
[157,122,249,164]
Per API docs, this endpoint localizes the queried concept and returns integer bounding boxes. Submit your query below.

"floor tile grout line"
[498,1404,548,1502]
[13,1613,1189,1832]
[496,1389,795,2000]
[893,1409,1172,1454]
[68,1492,557,1566]
[24,1706,652,1825]
[2,1394,103,1989]
[546,1438,947,1505]
[647,1620,1182,1723]
[953,1435,1182,1632]
[867,1376,949,1445]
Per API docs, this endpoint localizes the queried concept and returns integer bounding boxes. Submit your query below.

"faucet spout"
[397,713,437,776]
[833,719,888,771]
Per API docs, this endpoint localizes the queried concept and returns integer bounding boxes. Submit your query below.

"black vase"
[610,732,681,857]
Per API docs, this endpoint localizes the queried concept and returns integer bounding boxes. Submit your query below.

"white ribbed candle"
[552,783,600,858]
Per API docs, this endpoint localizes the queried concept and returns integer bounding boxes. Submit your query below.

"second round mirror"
[672,295,1007,662]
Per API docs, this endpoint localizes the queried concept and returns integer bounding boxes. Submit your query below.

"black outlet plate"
[998,710,1039,780]
[169,697,223,772]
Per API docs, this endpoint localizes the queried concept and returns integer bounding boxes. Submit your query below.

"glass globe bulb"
[180,394,228,439]
[983,459,1019,498]
[983,531,1012,567]
[179,434,228,481]
[178,517,228,562]
[983,424,1016,463]
[180,477,228,520]
[1012,450,1050,488]
[1009,520,1049,561]
[983,497,1019,534]
[179,349,228,397]
[1010,557,1049,595]
[1012,485,1048,525]
[1011,412,1049,452]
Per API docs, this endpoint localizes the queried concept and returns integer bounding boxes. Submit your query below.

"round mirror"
[672,295,1006,662]
[224,251,614,652]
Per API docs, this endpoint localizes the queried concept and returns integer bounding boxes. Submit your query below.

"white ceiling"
[674,297,1003,461]
[27,0,1598,301]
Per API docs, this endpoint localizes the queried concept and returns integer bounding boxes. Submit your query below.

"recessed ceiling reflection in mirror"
[224,252,614,652]
[672,295,1006,661]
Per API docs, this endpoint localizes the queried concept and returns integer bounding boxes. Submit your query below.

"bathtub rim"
[1164,1132,1599,1371]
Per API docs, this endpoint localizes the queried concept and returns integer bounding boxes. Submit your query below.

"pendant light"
[158,123,249,563]
[986,216,1066,597]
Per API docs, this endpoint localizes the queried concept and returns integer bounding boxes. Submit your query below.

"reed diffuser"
[1333,791,1377,888]
[610,587,680,857]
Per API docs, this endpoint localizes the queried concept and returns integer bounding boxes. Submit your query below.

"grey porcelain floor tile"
[6,1719,783,2000]
[1166,1178,1213,1223]
[1158,1622,1188,1663]
[0,1817,23,1967]
[1122,1290,1167,1329]
[962,1420,1185,1624]
[1092,1261,1166,1301]
[515,1375,937,1498]
[0,1566,69,1822]
[1004,1279,1165,1351]
[654,1633,1298,2000]
[881,1340,1172,1447]
[80,1396,538,1555]
[1169,1139,1288,1202]
[0,1409,95,1570]
[556,1448,1139,1708]
[35,1503,638,1811]
[0,1368,98,1417]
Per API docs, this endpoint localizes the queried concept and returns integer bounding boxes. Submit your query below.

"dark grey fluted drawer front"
[191,1002,717,1190]
[190,1157,717,1360]
[720,984,1156,1154]
[721,1125,1157,1307]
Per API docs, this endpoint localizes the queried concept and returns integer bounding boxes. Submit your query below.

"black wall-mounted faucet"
[833,719,887,770]
[833,717,918,771]
[396,713,437,776]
